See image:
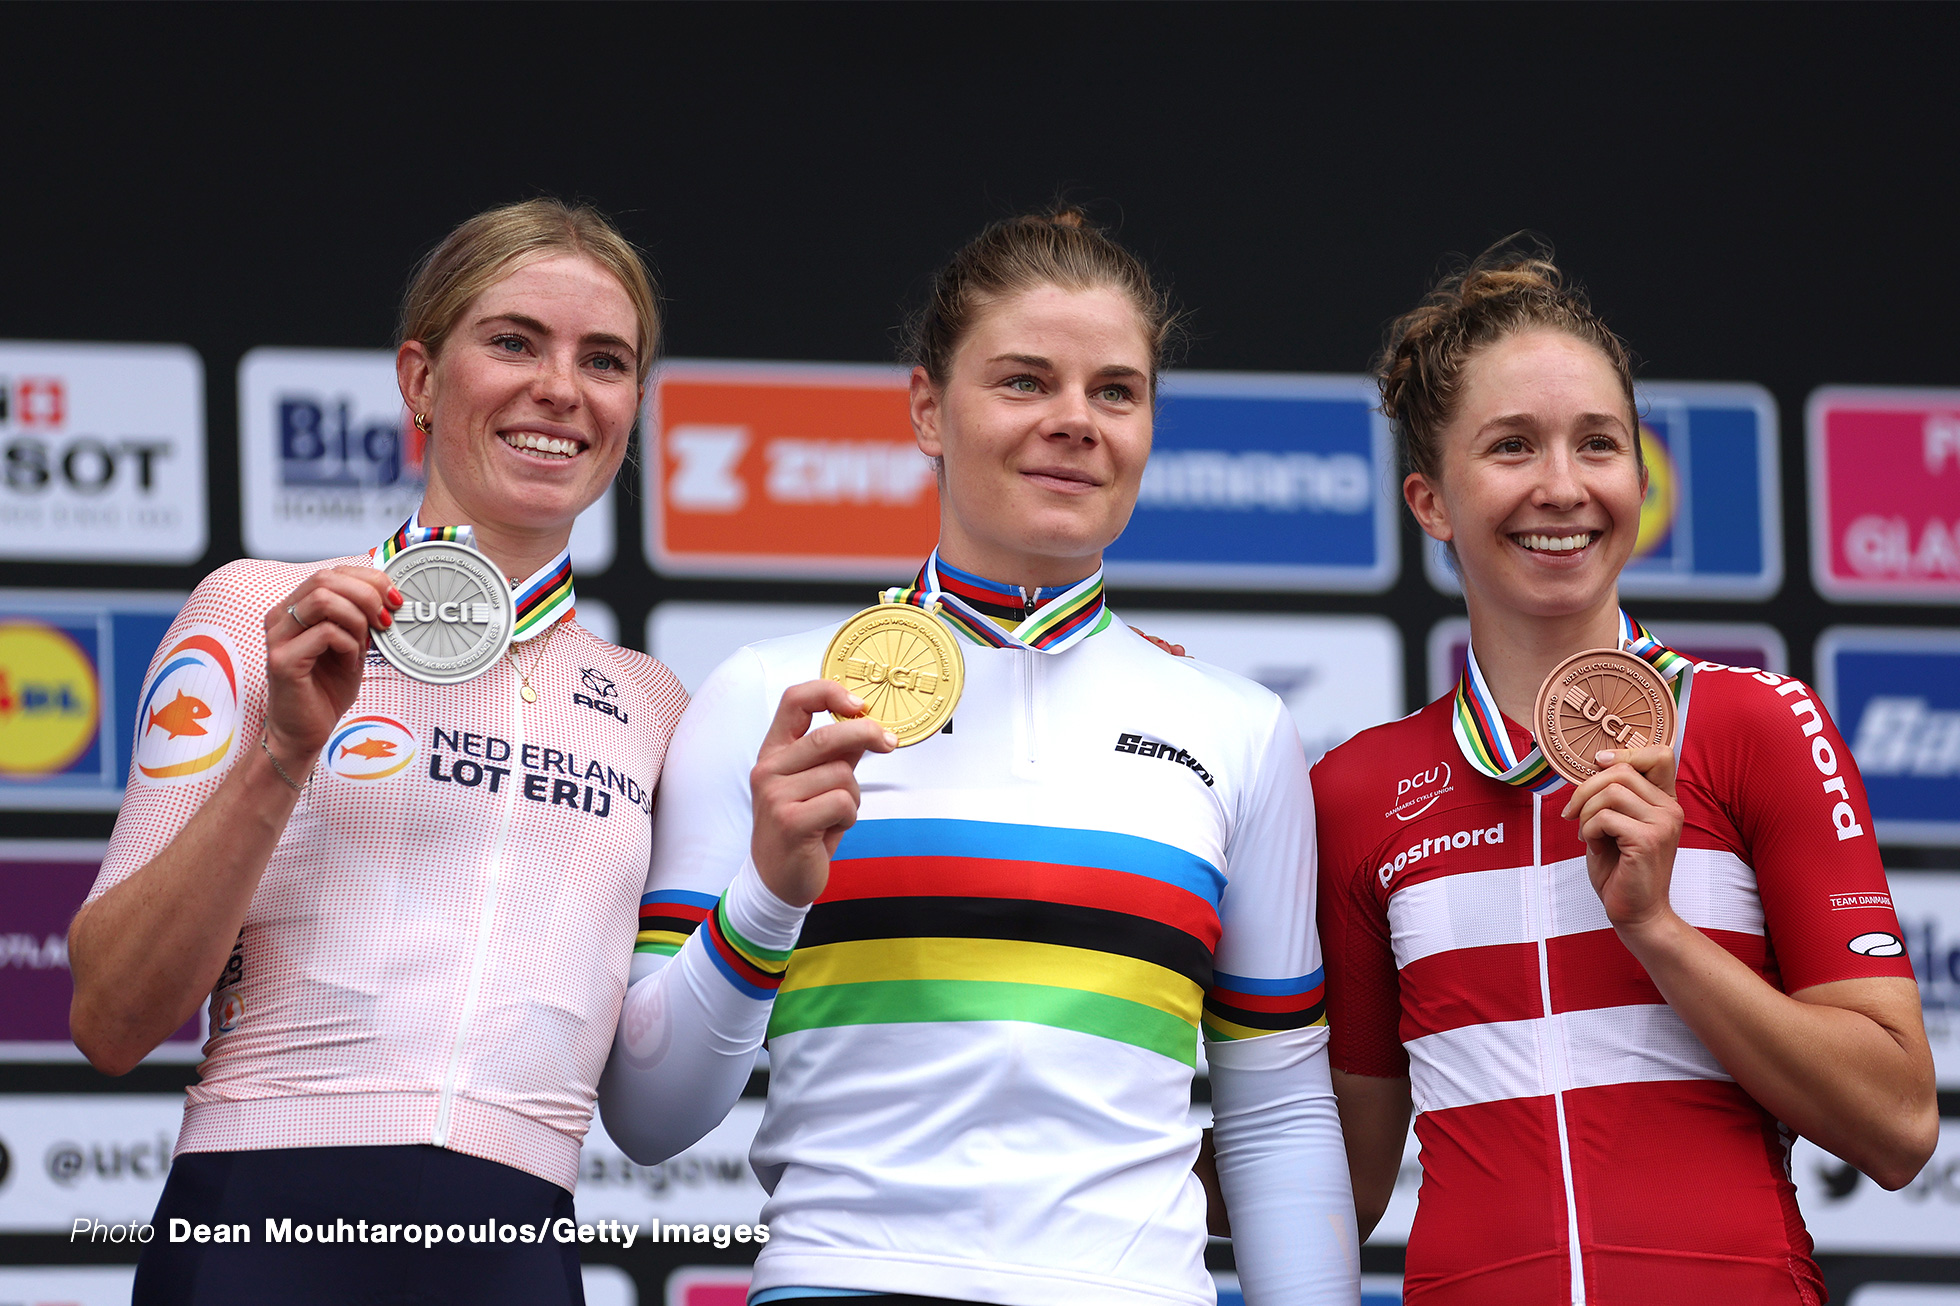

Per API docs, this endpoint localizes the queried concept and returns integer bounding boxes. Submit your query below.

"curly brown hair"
[1375,237,1639,481]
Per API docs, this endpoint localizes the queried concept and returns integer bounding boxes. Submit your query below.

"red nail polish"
[379,611,393,628]
[388,587,403,605]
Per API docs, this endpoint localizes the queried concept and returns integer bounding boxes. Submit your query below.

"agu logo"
[0,621,100,775]
[324,714,416,781]
[134,628,240,782]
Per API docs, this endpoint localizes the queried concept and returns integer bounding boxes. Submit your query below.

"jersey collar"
[1452,610,1691,793]
[882,549,1110,653]
[372,512,575,644]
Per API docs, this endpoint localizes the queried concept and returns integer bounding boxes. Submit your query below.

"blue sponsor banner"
[1818,627,1960,847]
[1426,381,1782,599]
[0,591,183,810]
[1104,372,1397,592]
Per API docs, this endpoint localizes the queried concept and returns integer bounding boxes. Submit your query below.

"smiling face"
[910,283,1154,588]
[398,254,642,547]
[1405,328,1645,626]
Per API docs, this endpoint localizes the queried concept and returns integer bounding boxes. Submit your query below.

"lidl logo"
[133,628,240,783]
[1631,423,1681,561]
[0,377,66,429]
[0,621,100,776]
[324,714,416,781]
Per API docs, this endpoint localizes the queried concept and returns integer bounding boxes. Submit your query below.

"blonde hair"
[400,198,661,385]
[903,208,1179,395]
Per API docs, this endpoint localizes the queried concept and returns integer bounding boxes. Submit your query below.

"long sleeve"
[1210,1028,1359,1306]
[596,645,800,1163]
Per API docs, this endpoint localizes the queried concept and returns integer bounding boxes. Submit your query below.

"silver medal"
[373,540,515,684]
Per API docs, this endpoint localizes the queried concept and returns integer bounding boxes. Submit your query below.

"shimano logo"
[1378,823,1504,887]
[1136,451,1370,513]
[1114,733,1214,788]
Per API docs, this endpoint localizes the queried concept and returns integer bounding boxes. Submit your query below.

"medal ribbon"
[1452,610,1691,793]
[881,550,1109,654]
[373,514,575,643]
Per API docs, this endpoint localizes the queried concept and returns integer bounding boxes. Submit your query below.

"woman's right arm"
[597,667,892,1165]
[68,566,396,1075]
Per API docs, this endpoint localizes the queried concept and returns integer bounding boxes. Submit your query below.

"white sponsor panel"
[581,1100,768,1227]
[576,597,618,648]
[238,348,614,572]
[1795,1119,1960,1253]
[0,341,206,562]
[1123,611,1403,765]
[1893,871,1960,1089]
[648,602,858,694]
[0,1267,138,1305]
[1848,1289,1960,1306]
[0,1095,183,1230]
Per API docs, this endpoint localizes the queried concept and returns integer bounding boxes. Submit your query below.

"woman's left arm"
[1566,742,1937,1189]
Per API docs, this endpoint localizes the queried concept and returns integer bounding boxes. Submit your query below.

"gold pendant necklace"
[509,619,561,704]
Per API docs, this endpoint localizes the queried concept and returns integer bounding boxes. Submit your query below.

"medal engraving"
[1532,648,1675,785]
[820,603,964,747]
[373,541,515,685]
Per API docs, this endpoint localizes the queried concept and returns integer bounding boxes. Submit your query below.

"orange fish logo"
[325,715,416,781]
[147,689,211,739]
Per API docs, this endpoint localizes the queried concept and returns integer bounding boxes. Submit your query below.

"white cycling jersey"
[90,533,687,1193]
[599,555,1357,1306]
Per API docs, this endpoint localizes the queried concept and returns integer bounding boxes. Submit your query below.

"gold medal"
[820,602,964,747]
[1532,648,1676,785]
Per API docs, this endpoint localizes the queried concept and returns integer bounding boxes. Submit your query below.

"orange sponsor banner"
[645,360,939,578]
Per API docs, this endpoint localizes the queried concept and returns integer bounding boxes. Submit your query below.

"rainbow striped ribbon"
[1453,610,1691,792]
[881,550,1110,654]
[373,514,575,643]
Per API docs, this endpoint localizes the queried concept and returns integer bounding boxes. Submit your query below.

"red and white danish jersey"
[89,555,687,1192]
[1314,661,1912,1305]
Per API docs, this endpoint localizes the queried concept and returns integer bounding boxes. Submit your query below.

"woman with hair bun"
[600,210,1358,1305]
[70,198,687,1304]
[1313,241,1935,1303]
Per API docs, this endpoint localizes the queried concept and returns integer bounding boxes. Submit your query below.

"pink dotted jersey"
[90,555,687,1193]
[1315,661,1912,1306]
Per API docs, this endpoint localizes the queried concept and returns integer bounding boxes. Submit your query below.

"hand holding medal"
[372,533,516,686]
[1531,648,1675,785]
[820,599,964,746]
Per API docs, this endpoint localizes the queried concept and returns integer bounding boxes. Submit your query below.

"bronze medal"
[1532,648,1675,785]
[820,602,964,747]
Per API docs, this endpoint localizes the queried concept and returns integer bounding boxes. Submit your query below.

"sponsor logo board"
[1104,372,1398,592]
[0,341,206,562]
[0,841,200,1059]
[239,348,614,572]
[0,591,185,809]
[645,360,932,579]
[648,603,859,694]
[1795,1118,1960,1253]
[1427,382,1782,600]
[1121,612,1403,765]
[1818,628,1960,846]
[1892,871,1960,1088]
[1808,387,1960,603]
[1426,617,1787,703]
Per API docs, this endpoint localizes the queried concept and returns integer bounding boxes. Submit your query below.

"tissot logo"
[1113,732,1214,787]
[575,668,628,725]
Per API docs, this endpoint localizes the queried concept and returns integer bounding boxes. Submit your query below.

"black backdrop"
[5,1,1958,1294]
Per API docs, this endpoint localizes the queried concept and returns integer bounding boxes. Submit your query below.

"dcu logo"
[324,714,417,781]
[0,620,100,776]
[133,628,240,782]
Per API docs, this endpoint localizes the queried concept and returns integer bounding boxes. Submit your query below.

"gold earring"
[413,413,432,434]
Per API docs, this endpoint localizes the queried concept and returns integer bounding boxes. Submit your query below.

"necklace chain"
[509,619,561,704]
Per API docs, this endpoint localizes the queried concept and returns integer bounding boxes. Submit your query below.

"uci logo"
[323,714,417,781]
[0,620,101,777]
[1386,760,1452,821]
[134,629,240,783]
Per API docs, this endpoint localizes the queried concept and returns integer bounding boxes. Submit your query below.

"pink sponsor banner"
[1807,387,1960,603]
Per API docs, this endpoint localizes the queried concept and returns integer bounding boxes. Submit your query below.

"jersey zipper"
[1018,648,1038,767]
[433,660,527,1147]
[1531,790,1587,1304]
